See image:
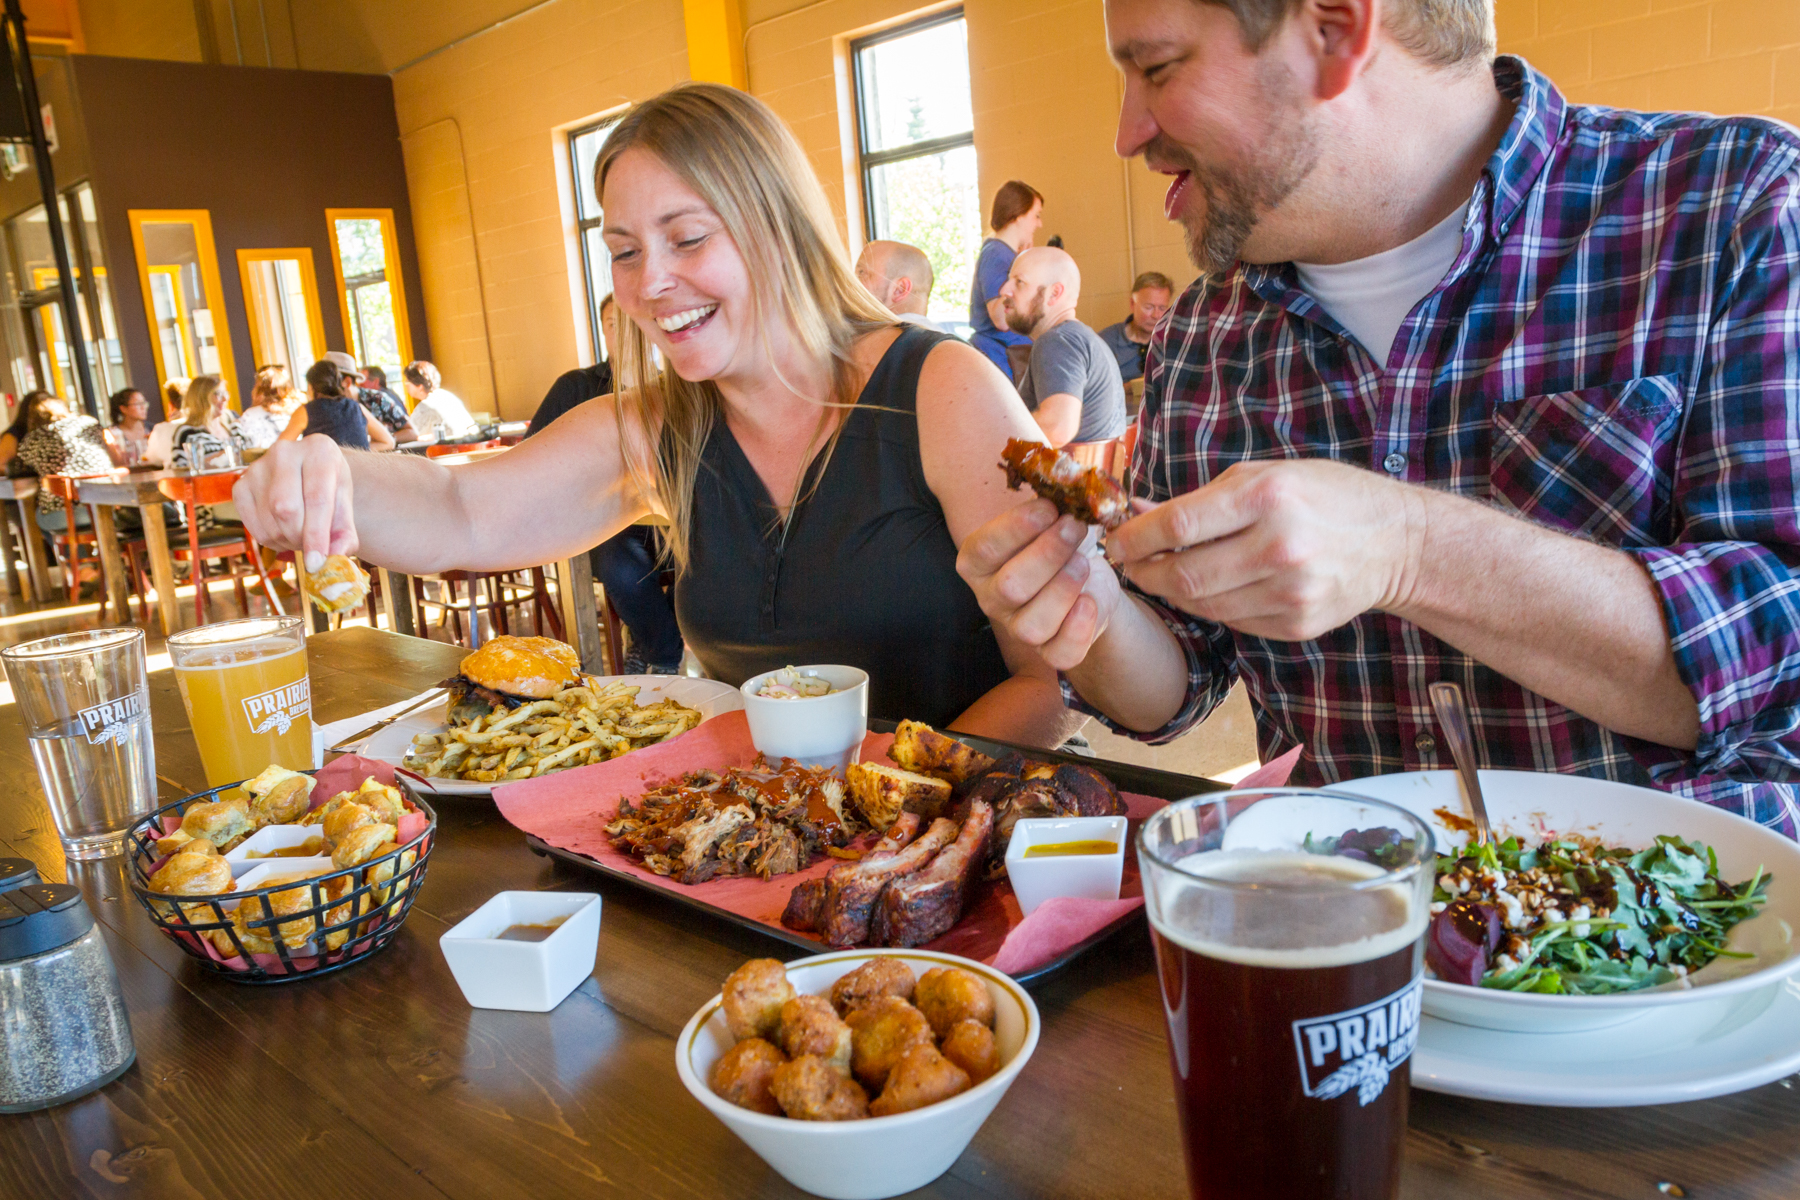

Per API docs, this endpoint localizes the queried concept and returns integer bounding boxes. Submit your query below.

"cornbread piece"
[846,995,935,1092]
[847,762,953,829]
[722,958,795,1041]
[242,765,315,826]
[777,994,852,1077]
[914,966,996,1039]
[889,720,996,786]
[829,956,916,1016]
[710,1038,787,1115]
[869,1044,970,1116]
[941,1019,999,1084]
[770,1055,870,1121]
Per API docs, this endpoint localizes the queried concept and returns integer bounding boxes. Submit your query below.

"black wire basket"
[124,775,437,984]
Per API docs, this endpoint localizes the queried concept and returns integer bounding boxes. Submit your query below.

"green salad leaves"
[1431,834,1770,995]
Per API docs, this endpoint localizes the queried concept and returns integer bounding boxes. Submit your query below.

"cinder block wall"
[1497,0,1800,127]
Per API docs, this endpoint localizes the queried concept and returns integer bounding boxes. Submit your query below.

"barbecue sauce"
[496,916,569,942]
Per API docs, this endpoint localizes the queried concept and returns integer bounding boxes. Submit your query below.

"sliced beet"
[1426,899,1501,986]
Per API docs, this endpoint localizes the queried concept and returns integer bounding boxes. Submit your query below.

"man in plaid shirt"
[959,0,1800,836]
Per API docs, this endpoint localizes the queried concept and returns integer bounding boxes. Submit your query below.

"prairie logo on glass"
[242,678,311,736]
[77,691,145,746]
[1290,977,1423,1106]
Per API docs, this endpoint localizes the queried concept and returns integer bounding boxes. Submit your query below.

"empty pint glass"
[168,616,312,787]
[1,628,158,859]
[1139,788,1436,1200]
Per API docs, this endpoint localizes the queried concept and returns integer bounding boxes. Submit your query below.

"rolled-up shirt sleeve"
[1624,153,1800,787]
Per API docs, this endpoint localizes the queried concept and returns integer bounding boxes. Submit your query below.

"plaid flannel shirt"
[1074,57,1800,838]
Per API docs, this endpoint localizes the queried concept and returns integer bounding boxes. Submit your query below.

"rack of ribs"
[816,818,958,947]
[781,813,920,932]
[873,800,994,948]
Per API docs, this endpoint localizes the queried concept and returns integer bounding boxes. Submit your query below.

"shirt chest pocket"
[1486,375,1684,547]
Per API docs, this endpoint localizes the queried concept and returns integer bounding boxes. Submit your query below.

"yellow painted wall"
[386,0,690,417]
[1498,0,1800,127]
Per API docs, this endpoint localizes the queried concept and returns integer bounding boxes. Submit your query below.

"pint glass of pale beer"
[167,616,312,787]
[1139,788,1436,1200]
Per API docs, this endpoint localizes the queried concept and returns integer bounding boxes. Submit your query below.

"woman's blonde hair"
[593,82,892,571]
[180,375,228,428]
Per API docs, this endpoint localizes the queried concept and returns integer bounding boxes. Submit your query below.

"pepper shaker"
[0,880,135,1112]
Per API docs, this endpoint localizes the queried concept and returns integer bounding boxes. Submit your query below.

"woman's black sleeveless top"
[305,396,369,450]
[674,326,1010,727]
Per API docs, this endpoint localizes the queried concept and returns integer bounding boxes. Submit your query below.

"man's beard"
[1158,63,1322,277]
[1004,293,1044,335]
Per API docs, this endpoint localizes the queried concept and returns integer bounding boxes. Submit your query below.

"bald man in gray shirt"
[998,247,1126,446]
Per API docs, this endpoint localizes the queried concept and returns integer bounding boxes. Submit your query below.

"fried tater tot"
[829,956,916,1016]
[722,958,796,1041]
[777,994,852,1077]
[941,1018,1000,1084]
[869,1043,970,1116]
[914,966,995,1039]
[770,1054,870,1121]
[710,1037,787,1115]
[845,995,935,1092]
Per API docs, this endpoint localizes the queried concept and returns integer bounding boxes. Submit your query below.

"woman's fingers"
[232,437,350,557]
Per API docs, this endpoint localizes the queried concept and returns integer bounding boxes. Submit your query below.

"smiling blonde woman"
[232,83,1078,746]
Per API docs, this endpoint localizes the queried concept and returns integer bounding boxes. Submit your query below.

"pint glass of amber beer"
[167,616,313,787]
[1139,788,1436,1200]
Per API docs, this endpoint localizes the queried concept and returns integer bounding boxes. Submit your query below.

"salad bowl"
[1331,770,1800,1033]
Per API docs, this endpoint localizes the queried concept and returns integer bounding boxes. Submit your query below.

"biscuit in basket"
[302,553,370,614]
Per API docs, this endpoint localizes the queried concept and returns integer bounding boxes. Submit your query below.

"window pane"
[351,280,400,377]
[572,123,615,222]
[333,218,387,279]
[865,144,981,328]
[582,224,613,355]
[856,18,973,155]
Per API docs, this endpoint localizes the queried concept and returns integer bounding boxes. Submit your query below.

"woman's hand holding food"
[232,434,360,567]
[955,498,1122,673]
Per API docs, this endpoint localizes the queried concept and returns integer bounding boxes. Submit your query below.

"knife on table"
[326,688,448,756]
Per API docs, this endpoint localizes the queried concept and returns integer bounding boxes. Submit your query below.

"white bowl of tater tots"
[676,948,1041,1200]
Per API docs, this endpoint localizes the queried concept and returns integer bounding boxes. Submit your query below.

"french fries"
[405,679,701,783]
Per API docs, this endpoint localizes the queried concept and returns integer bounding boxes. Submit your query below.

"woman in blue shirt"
[967,180,1043,382]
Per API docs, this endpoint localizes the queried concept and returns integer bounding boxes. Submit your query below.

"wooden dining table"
[71,467,245,636]
[1,626,1795,1199]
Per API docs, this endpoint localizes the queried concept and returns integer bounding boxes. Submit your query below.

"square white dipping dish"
[440,891,601,1012]
[224,825,329,876]
[1005,816,1128,916]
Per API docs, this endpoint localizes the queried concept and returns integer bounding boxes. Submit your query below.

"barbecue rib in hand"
[1000,438,1130,531]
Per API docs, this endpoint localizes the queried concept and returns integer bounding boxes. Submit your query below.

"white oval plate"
[1411,976,1800,1106]
[1328,770,1800,1032]
[362,674,743,798]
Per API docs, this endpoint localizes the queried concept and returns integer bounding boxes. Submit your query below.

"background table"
[74,468,246,635]
[0,475,50,603]
[0,627,1795,1198]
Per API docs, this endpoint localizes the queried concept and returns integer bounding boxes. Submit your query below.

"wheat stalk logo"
[1312,1053,1393,1106]
[250,708,294,737]
[91,721,134,747]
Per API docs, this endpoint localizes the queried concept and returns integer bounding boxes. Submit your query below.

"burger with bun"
[442,635,583,725]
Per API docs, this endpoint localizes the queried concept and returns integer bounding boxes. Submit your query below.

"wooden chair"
[425,438,504,459]
[155,474,284,626]
[40,476,117,617]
